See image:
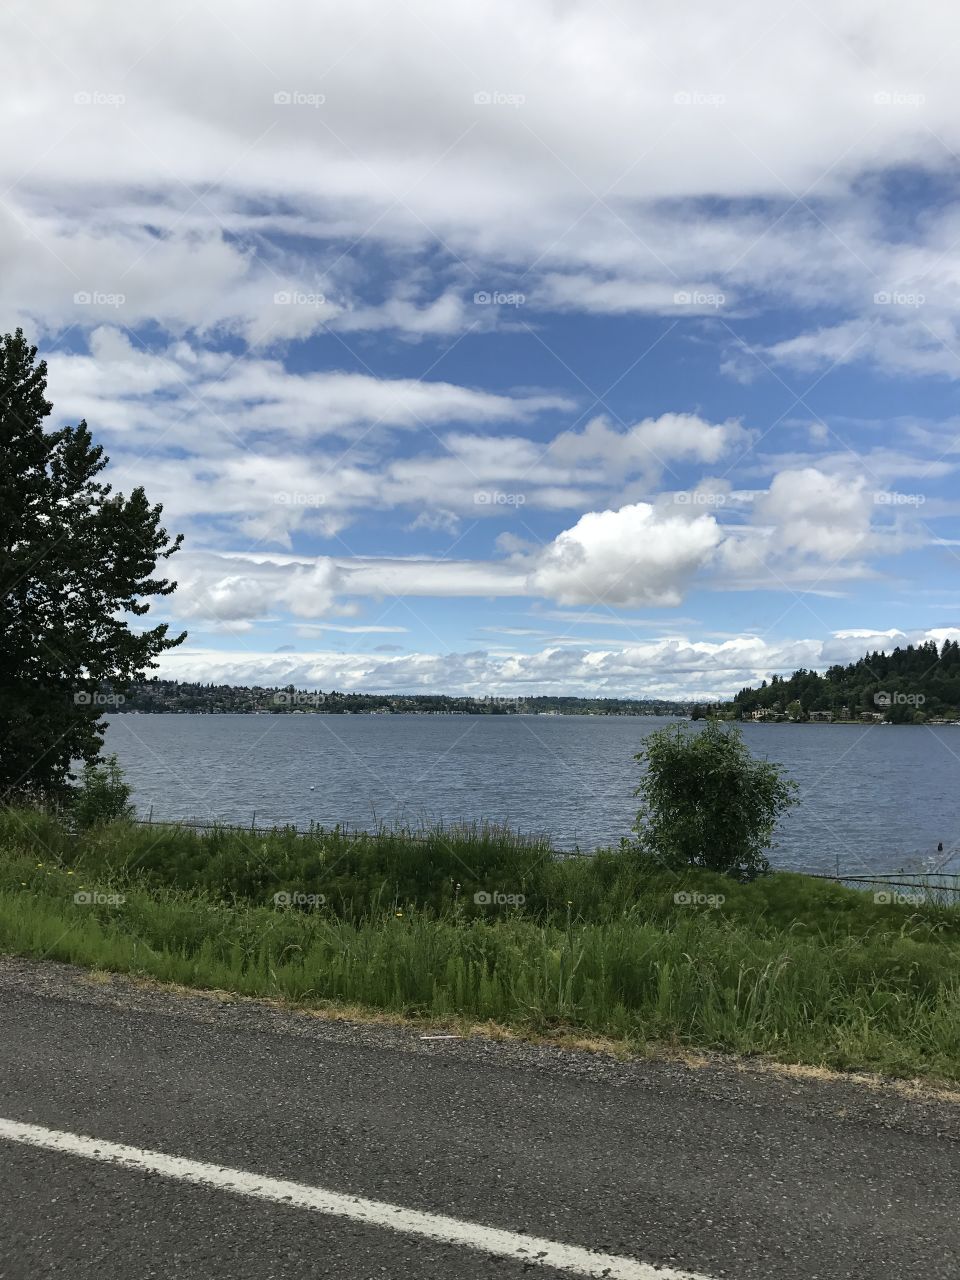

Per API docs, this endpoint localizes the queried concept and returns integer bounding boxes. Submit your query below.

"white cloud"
[753,468,874,561]
[529,503,724,606]
[43,342,752,544]
[4,1,960,351]
[538,274,725,315]
[159,456,933,624]
[292,623,409,635]
[550,413,749,475]
[6,3,958,696]
[46,328,570,451]
[150,627,960,701]
[172,554,344,622]
[765,316,960,380]
[407,509,462,536]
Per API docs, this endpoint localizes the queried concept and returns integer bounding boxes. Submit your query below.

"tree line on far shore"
[116,679,696,718]
[691,640,960,723]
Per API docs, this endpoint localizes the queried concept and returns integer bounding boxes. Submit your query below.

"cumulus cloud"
[529,504,724,606]
[172,554,345,623]
[753,468,874,561]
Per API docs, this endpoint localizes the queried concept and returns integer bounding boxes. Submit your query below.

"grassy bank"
[2,809,960,1081]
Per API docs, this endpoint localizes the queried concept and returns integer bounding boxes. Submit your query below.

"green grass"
[4,806,959,935]
[2,808,960,1081]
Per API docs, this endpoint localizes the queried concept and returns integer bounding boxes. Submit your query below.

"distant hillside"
[725,640,960,723]
[112,678,696,717]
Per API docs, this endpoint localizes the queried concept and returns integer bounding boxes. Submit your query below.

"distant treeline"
[701,640,960,723]
[113,678,695,717]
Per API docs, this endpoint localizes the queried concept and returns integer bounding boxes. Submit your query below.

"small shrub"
[69,755,135,830]
[634,721,797,880]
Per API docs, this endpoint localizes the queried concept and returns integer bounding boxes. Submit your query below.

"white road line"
[0,1116,716,1280]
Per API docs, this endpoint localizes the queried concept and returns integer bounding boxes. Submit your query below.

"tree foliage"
[0,329,185,804]
[731,640,960,721]
[634,721,798,880]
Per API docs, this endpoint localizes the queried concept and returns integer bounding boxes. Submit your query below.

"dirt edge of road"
[3,950,960,1127]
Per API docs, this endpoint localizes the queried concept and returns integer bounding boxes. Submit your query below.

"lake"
[103,714,960,878]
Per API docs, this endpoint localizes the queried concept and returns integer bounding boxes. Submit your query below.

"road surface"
[0,955,957,1279]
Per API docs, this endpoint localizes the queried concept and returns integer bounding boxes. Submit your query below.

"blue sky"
[7,1,960,698]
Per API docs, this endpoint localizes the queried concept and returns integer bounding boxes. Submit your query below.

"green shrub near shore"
[2,810,960,1081]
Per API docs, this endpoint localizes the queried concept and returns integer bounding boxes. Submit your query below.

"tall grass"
[1,873,958,1079]
[3,809,960,1080]
[3,807,959,938]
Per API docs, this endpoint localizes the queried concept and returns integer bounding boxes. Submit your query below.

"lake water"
[103,714,960,878]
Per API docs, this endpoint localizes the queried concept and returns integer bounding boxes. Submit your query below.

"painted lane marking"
[0,1116,717,1279]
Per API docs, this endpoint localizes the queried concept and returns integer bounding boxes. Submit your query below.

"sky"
[6,0,960,700]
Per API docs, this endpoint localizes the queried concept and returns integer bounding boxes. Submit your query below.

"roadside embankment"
[2,809,959,1082]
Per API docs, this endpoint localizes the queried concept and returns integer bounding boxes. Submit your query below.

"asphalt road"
[0,956,958,1280]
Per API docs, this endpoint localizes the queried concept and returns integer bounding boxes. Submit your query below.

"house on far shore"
[808,710,833,722]
[860,711,886,722]
[750,708,778,721]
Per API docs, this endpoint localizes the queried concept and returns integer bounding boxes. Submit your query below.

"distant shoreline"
[106,679,696,718]
[104,709,960,724]
[738,719,960,727]
[108,709,688,718]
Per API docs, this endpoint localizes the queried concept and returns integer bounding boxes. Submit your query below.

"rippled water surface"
[104,714,960,876]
